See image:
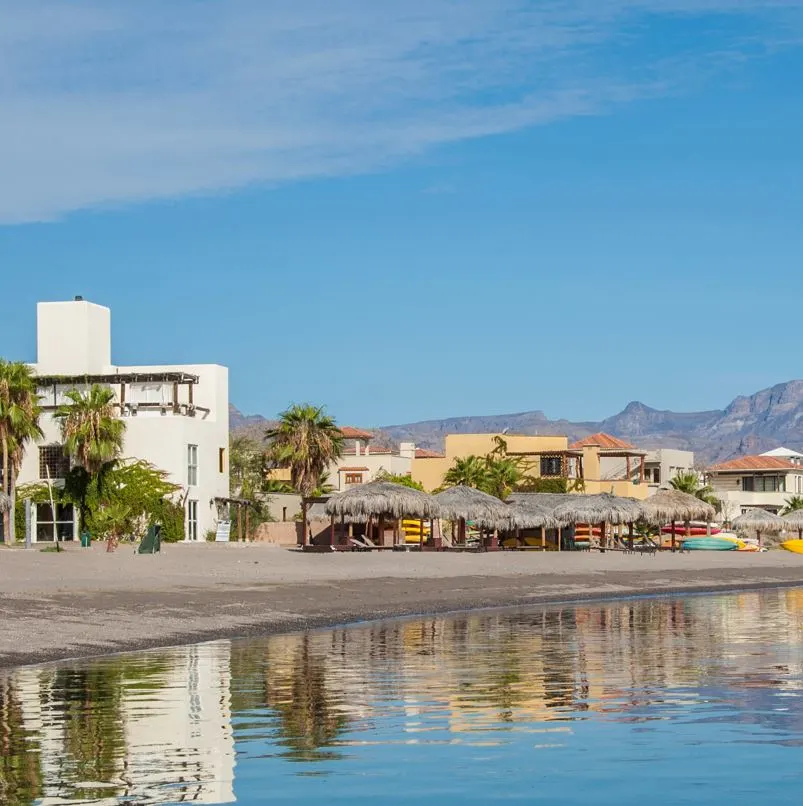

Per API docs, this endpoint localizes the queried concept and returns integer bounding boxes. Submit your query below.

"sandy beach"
[1,542,802,669]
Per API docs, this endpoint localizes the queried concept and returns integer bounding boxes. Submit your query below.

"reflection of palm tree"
[0,679,44,805]
[265,636,350,761]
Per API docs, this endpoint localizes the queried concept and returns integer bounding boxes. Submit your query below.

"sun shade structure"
[783,509,803,537]
[434,486,515,531]
[507,499,558,529]
[325,481,440,520]
[640,490,716,525]
[732,509,786,546]
[551,493,645,526]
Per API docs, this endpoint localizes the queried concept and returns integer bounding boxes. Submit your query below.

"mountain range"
[231,380,803,465]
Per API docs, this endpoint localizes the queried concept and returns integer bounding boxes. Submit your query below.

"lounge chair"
[137,524,161,555]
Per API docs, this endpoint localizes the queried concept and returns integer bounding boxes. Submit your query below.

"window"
[187,500,198,541]
[345,473,363,485]
[187,444,199,486]
[540,456,563,477]
[742,475,785,492]
[652,468,661,484]
[39,445,70,480]
[219,447,225,474]
[36,503,75,542]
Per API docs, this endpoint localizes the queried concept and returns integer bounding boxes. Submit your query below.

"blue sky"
[1,0,802,426]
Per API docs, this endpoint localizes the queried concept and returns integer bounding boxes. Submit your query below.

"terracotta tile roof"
[709,455,803,472]
[415,448,445,459]
[570,433,634,450]
[339,466,369,472]
[340,426,374,440]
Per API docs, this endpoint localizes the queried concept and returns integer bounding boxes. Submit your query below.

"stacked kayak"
[683,536,742,551]
[781,539,803,555]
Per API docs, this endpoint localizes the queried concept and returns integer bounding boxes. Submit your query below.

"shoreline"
[2,543,803,669]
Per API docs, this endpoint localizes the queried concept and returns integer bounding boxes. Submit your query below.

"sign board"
[215,520,232,543]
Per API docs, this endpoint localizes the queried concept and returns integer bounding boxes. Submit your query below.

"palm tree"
[55,385,126,475]
[265,404,343,545]
[669,471,719,508]
[781,495,803,515]
[265,405,343,497]
[483,457,524,501]
[0,360,43,543]
[442,455,489,490]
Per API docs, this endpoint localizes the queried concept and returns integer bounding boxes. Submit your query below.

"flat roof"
[35,371,200,386]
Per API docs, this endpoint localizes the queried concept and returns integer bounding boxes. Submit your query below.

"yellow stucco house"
[411,432,649,499]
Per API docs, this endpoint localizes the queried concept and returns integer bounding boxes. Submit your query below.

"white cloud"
[0,0,801,223]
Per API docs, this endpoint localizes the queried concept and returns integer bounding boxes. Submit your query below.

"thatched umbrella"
[783,509,803,538]
[732,508,786,547]
[552,493,645,550]
[326,481,440,548]
[507,499,557,530]
[641,489,716,550]
[434,486,515,532]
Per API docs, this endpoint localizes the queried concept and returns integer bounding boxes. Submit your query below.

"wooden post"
[237,504,243,542]
[341,514,346,547]
[432,519,439,549]
[670,519,676,552]
[600,522,606,553]
[419,518,425,550]
[378,515,385,547]
[299,499,308,546]
[330,515,335,547]
[639,457,645,483]
[245,506,250,543]
[628,521,634,551]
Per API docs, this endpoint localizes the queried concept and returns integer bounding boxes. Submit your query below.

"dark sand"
[2,542,802,668]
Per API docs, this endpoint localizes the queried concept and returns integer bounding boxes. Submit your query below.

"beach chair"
[137,524,161,555]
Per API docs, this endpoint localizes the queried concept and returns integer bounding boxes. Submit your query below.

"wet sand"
[1,542,802,668]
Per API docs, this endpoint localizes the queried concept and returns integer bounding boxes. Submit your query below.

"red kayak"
[661,525,720,536]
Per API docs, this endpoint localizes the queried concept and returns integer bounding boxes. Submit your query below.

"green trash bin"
[80,531,91,548]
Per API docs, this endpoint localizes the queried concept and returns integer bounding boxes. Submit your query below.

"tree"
[230,434,268,498]
[55,385,126,475]
[669,471,719,508]
[0,360,43,543]
[374,470,425,491]
[483,457,524,501]
[442,455,489,491]
[782,496,803,515]
[265,404,343,497]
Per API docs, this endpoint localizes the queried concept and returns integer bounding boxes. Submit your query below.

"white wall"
[36,300,112,375]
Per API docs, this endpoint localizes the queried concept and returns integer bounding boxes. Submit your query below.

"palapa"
[783,509,803,537]
[551,493,645,526]
[325,481,440,520]
[506,499,558,529]
[640,489,716,526]
[732,508,786,535]
[434,486,514,531]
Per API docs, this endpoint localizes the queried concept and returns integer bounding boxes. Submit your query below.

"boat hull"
[682,537,738,551]
[781,539,803,555]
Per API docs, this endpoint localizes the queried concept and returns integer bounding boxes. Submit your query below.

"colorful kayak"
[781,539,803,555]
[661,526,721,536]
[683,537,739,551]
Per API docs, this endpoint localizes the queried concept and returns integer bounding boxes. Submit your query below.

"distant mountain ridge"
[231,380,803,465]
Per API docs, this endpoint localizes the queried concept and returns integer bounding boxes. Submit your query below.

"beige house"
[411,432,650,499]
[643,448,696,493]
[707,455,803,520]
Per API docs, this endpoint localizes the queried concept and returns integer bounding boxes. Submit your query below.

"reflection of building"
[10,642,235,804]
[13,298,229,543]
[707,454,803,519]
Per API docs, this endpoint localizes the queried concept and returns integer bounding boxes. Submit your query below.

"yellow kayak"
[781,539,803,555]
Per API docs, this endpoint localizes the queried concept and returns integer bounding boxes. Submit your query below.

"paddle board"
[781,539,803,555]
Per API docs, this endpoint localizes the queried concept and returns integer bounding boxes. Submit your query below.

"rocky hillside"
[232,380,803,465]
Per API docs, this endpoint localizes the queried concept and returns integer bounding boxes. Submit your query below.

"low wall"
[252,521,299,546]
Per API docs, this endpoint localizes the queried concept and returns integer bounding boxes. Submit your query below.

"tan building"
[411,431,649,499]
[707,455,803,520]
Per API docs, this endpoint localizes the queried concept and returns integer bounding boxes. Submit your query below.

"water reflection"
[1,589,803,804]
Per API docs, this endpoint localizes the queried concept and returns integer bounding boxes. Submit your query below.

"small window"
[187,500,198,541]
[187,444,199,486]
[36,503,75,542]
[345,473,363,485]
[742,476,754,492]
[39,445,70,480]
[540,456,562,477]
[219,447,225,474]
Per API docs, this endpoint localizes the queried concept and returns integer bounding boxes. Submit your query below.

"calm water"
[2,590,803,805]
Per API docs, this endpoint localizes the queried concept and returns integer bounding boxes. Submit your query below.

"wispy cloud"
[1,0,801,223]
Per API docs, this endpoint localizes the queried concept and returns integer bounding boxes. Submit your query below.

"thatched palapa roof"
[732,508,787,534]
[434,486,515,530]
[782,509,803,533]
[508,492,575,511]
[640,490,716,525]
[507,499,558,530]
[552,493,645,526]
[325,481,440,520]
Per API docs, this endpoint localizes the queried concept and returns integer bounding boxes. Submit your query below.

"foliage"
[374,470,425,491]
[442,455,490,490]
[669,471,720,508]
[55,385,126,474]
[441,445,536,501]
[0,359,43,543]
[518,477,570,494]
[265,404,343,498]
[782,496,803,515]
[0,679,44,804]
[230,434,269,498]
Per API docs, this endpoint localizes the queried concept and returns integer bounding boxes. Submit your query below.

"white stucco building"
[16,298,229,542]
[643,448,697,493]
